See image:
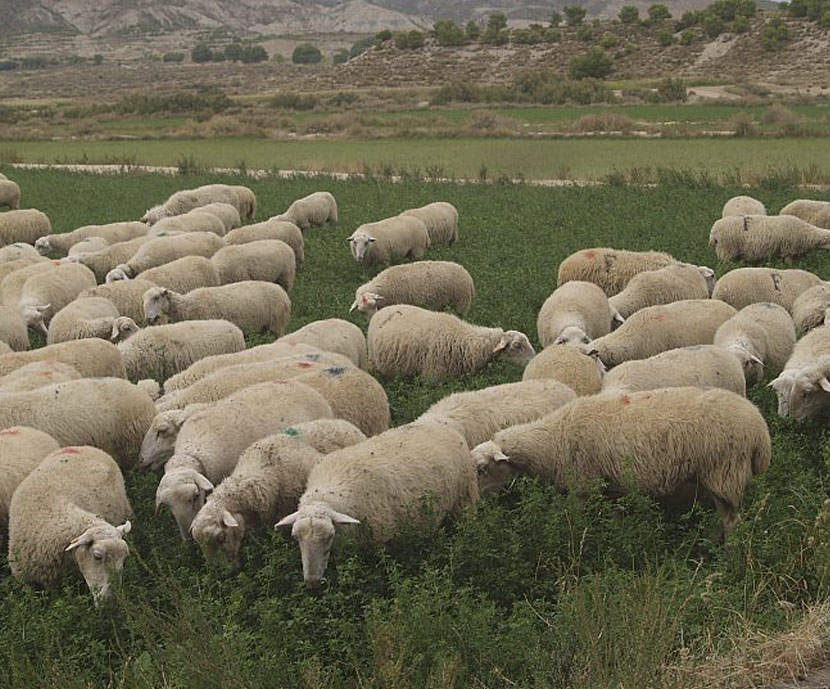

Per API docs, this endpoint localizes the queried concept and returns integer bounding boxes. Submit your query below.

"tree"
[702,12,725,36]
[466,20,481,39]
[93,53,104,65]
[394,30,424,49]
[433,19,466,46]
[212,50,226,62]
[483,12,508,43]
[657,29,674,45]
[375,29,393,44]
[563,4,587,25]
[619,5,640,23]
[191,43,213,63]
[332,49,349,64]
[292,43,322,64]
[761,17,789,50]
[549,10,563,25]
[648,3,672,20]
[224,42,243,62]
[569,46,613,79]
[241,45,268,63]
[349,36,375,59]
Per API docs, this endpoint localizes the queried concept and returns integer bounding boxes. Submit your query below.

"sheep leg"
[711,495,737,541]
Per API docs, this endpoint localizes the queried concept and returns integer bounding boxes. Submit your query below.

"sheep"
[713,303,796,386]
[1,260,57,307]
[722,195,766,217]
[8,445,132,606]
[0,305,28,351]
[0,338,126,378]
[143,282,291,336]
[522,344,604,395]
[151,210,227,237]
[608,263,715,319]
[0,209,51,246]
[276,319,368,370]
[537,281,620,347]
[47,297,138,346]
[601,345,746,396]
[224,219,304,266]
[190,202,241,232]
[35,221,148,256]
[118,319,245,382]
[273,191,337,230]
[0,361,82,392]
[141,184,245,225]
[78,278,157,325]
[709,215,830,263]
[0,180,20,209]
[138,404,212,471]
[350,261,474,319]
[105,232,225,282]
[792,284,830,336]
[769,326,830,420]
[155,380,333,539]
[191,419,366,568]
[0,257,48,295]
[472,387,770,536]
[585,299,738,369]
[418,379,576,448]
[367,305,535,379]
[779,199,830,228]
[711,267,822,313]
[276,421,478,587]
[557,248,678,296]
[0,243,42,264]
[66,236,109,257]
[0,377,156,468]
[210,240,296,291]
[347,216,431,266]
[17,263,97,334]
[230,186,257,221]
[132,255,221,294]
[399,202,458,246]
[65,236,151,283]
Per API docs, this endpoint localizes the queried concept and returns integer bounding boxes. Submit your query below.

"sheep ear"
[36,304,51,315]
[222,510,239,528]
[110,319,121,340]
[493,452,510,463]
[275,512,299,528]
[824,308,830,326]
[819,377,830,393]
[194,474,214,493]
[154,491,168,515]
[349,300,359,313]
[331,510,360,525]
[117,521,132,536]
[749,354,763,366]
[492,337,508,353]
[368,237,376,243]
[65,530,94,552]
[345,236,354,243]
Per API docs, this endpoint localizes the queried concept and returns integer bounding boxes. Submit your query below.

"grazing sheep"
[0,210,51,247]
[0,377,156,468]
[8,446,132,606]
[151,210,227,237]
[522,345,604,395]
[585,299,738,369]
[792,284,830,336]
[105,232,225,282]
[537,281,620,347]
[191,419,366,568]
[0,243,42,265]
[1,260,57,307]
[0,257,48,298]
[155,380,333,539]
[0,427,60,538]
[210,240,296,291]
[230,185,257,221]
[367,305,535,379]
[276,319,368,370]
[472,387,770,535]
[0,338,126,378]
[722,195,766,217]
[779,199,830,228]
[608,263,715,319]
[347,216,430,266]
[350,261,475,319]
[224,219,304,266]
[35,221,148,256]
[273,191,338,230]
[143,282,291,336]
[0,361,82,392]
[47,297,138,346]
[78,279,157,325]
[713,303,796,386]
[138,404,212,470]
[17,263,97,334]
[67,236,109,257]
[711,267,822,313]
[557,248,678,296]
[276,421,478,587]
[66,236,151,283]
[400,202,458,246]
[418,379,576,448]
[0,180,20,210]
[133,256,221,294]
[769,326,830,420]
[601,345,746,396]
[0,305,28,351]
[118,319,245,382]
[709,215,830,263]
[191,202,241,232]
[141,184,246,225]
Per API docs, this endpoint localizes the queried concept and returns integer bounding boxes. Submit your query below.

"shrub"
[212,50,226,62]
[292,43,322,64]
[600,32,619,48]
[545,28,563,42]
[619,5,640,23]
[240,45,268,63]
[657,77,687,101]
[0,60,17,71]
[708,0,757,21]
[21,55,51,69]
[162,51,185,63]
[550,10,563,25]
[394,31,425,49]
[271,91,319,110]
[575,111,635,132]
[702,12,726,37]
[466,20,481,40]
[483,12,508,43]
[190,43,212,63]
[733,15,750,32]
[375,29,393,44]
[224,43,243,62]
[762,103,799,124]
[433,19,465,45]
[657,29,674,45]
[332,49,349,65]
[569,47,614,79]
[564,4,587,25]
[577,25,594,41]
[680,28,696,44]
[731,112,756,137]
[761,17,790,50]
[349,36,375,59]
[675,9,702,29]
[648,3,672,20]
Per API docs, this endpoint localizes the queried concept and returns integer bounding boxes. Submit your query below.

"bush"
[212,50,226,62]
[433,19,466,46]
[224,43,243,62]
[680,28,696,44]
[657,29,674,45]
[349,36,375,59]
[648,3,672,19]
[761,17,790,50]
[733,15,750,32]
[569,47,614,79]
[93,54,104,65]
[162,52,185,63]
[0,60,18,71]
[394,30,424,49]
[466,20,481,40]
[114,89,233,115]
[709,0,757,21]
[656,77,687,101]
[332,49,349,65]
[21,55,52,69]
[731,112,756,136]
[550,10,563,25]
[675,9,702,30]
[271,91,319,110]
[375,29,393,44]
[702,12,726,37]
[619,5,640,23]
[599,32,619,48]
[292,43,322,64]
[190,43,212,64]
[483,12,508,43]
[240,45,268,63]
[564,4,587,25]
[576,25,594,41]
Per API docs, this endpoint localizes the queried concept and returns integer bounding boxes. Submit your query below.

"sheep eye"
[93,551,103,562]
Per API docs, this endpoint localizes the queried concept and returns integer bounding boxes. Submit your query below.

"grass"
[2,167,830,688]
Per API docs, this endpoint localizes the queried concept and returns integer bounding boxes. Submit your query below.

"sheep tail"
[751,439,771,476]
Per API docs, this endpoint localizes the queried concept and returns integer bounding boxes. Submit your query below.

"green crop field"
[2,167,830,688]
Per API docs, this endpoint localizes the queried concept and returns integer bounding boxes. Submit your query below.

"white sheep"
[347,216,430,266]
[210,239,296,291]
[471,387,770,536]
[537,281,620,347]
[792,284,830,336]
[585,299,737,369]
[79,278,158,325]
[350,261,474,318]
[0,257,48,297]
[142,184,250,225]
[0,209,51,246]
[191,419,366,568]
[417,379,576,448]
[224,219,304,266]
[273,191,337,230]
[47,297,138,346]
[367,304,535,379]
[230,185,257,221]
[66,236,110,257]
[8,445,132,606]
[0,180,20,209]
[0,338,126,378]
[0,305,28,351]
[65,235,151,283]
[713,303,796,386]
[118,319,246,382]
[105,232,225,282]
[0,361,82,392]
[711,267,822,313]
[601,345,746,396]
[522,344,605,395]
[722,195,766,217]
[400,201,458,246]
[0,243,42,264]
[557,248,678,296]
[276,421,478,587]
[779,199,830,228]
[769,326,830,420]
[143,282,291,336]
[131,255,221,294]
[709,214,830,263]
[608,263,715,319]
[1,260,58,307]
[155,380,333,539]
[0,377,156,468]
[191,202,241,232]
[35,221,148,256]
[151,209,227,237]
[17,262,97,334]
[276,319,368,370]
[138,404,212,471]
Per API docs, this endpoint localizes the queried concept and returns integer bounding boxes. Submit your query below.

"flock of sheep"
[2,170,830,605]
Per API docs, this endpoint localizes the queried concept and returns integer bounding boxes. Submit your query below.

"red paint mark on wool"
[51,260,61,266]
[652,314,667,322]
[297,362,313,368]
[38,371,54,376]
[622,395,631,406]
[59,447,82,454]
[584,250,597,259]
[0,428,21,435]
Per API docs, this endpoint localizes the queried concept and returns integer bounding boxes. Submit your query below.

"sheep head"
[155,468,214,541]
[65,520,131,607]
[34,236,52,255]
[105,265,132,283]
[111,316,139,343]
[768,370,798,418]
[788,367,830,423]
[725,342,764,387]
[20,303,50,336]
[697,265,717,296]
[492,330,535,367]
[142,205,168,225]
[350,291,383,317]
[470,440,515,495]
[139,409,190,470]
[143,287,173,325]
[191,502,245,569]
[553,326,591,347]
[346,229,375,263]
